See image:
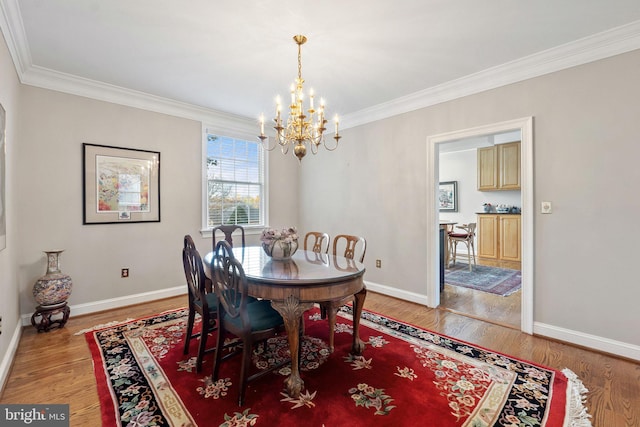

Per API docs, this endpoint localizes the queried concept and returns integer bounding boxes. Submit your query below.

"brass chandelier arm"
[323,134,341,151]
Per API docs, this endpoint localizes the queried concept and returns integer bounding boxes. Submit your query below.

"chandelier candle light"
[259,35,341,161]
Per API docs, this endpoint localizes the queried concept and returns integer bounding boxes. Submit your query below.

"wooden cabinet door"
[477,214,498,259]
[477,146,497,191]
[500,215,521,262]
[498,142,521,190]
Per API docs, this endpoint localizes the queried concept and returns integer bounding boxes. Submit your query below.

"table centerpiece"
[261,226,299,261]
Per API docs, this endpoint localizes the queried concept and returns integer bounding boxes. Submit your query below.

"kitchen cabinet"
[477,213,521,269]
[477,142,520,191]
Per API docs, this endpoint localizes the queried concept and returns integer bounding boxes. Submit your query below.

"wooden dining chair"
[185,234,213,293]
[320,234,367,352]
[449,223,477,271]
[212,224,246,251]
[182,236,218,372]
[210,240,289,406]
[333,234,367,263]
[304,231,330,254]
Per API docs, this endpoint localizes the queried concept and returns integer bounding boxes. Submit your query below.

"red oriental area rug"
[85,306,592,426]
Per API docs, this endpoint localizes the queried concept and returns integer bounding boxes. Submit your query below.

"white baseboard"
[20,285,187,326]
[12,284,638,367]
[366,280,640,361]
[364,280,429,306]
[534,322,640,361]
[0,321,23,394]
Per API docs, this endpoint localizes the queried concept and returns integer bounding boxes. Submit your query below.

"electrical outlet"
[541,201,552,214]
[375,259,382,268]
[121,268,129,278]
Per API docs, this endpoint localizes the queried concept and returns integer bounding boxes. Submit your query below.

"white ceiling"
[2,0,640,126]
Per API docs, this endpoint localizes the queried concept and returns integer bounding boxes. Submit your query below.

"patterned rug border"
[75,307,184,335]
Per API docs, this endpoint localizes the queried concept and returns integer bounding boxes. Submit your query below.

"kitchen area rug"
[445,262,521,296]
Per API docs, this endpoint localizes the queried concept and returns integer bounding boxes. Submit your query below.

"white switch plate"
[541,201,552,214]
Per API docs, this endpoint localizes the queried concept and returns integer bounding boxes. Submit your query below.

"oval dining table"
[203,246,367,398]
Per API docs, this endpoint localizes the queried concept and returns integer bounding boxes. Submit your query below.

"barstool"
[449,223,477,271]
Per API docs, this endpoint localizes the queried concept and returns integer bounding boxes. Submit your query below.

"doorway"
[425,117,533,334]
[439,132,522,329]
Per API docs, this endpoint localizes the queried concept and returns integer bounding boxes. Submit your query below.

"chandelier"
[259,35,341,161]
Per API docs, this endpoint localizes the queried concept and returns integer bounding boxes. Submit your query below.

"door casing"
[425,117,534,333]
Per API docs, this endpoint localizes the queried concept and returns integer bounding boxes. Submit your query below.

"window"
[204,130,265,229]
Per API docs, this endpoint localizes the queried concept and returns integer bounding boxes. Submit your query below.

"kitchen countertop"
[476,212,521,215]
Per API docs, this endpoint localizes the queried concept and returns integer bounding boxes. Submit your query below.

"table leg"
[351,286,367,355]
[270,295,313,398]
[441,224,453,268]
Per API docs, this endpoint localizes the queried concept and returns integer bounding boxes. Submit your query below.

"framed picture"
[439,181,458,212]
[83,143,160,224]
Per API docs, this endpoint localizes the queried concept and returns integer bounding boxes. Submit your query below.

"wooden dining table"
[203,246,367,398]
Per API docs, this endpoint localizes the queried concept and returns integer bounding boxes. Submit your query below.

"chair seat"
[450,233,471,238]
[223,299,283,332]
[194,292,218,313]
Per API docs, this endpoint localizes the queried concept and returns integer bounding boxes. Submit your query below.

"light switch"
[541,201,552,214]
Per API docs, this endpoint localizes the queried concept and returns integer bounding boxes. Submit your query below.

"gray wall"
[13,86,300,314]
[0,29,21,388]
[299,49,640,349]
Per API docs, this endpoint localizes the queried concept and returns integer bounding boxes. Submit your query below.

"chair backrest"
[212,225,246,251]
[211,240,249,323]
[182,241,210,310]
[452,223,476,240]
[466,223,476,236]
[304,231,330,254]
[184,234,197,251]
[333,234,367,263]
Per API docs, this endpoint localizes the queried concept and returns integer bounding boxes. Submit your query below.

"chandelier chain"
[298,42,302,82]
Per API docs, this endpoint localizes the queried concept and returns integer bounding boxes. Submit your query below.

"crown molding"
[0,0,30,76]
[342,20,640,129]
[2,0,640,128]
[21,64,252,126]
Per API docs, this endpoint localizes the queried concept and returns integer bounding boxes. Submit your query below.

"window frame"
[201,123,268,236]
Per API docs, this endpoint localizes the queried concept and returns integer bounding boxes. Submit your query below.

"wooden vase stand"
[31,302,70,332]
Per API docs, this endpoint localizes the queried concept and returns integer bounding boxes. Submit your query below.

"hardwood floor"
[440,284,521,329]
[1,292,639,426]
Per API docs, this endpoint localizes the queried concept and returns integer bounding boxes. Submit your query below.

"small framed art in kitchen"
[438,181,458,212]
[83,143,160,224]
